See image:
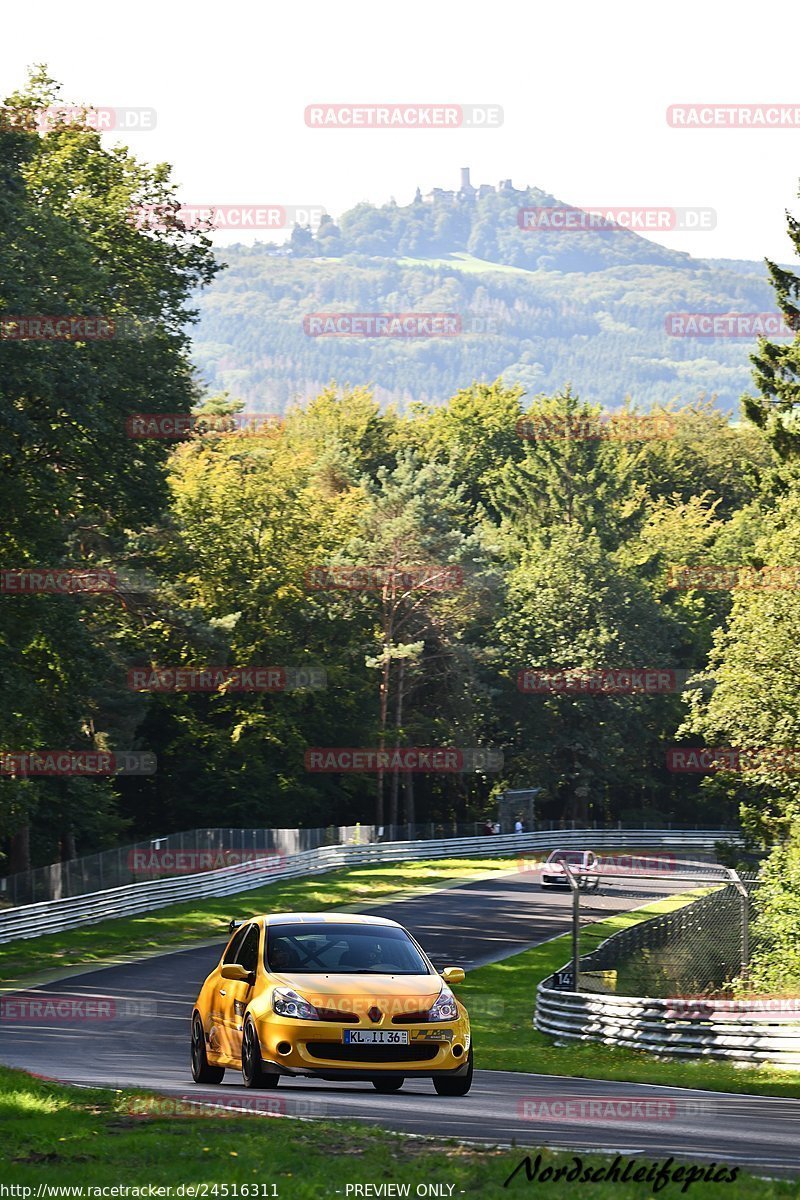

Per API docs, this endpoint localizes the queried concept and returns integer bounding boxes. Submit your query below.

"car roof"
[256,913,403,928]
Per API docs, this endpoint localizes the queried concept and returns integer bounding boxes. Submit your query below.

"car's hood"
[268,972,443,1015]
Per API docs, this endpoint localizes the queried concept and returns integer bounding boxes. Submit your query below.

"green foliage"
[744,822,800,993]
[682,492,800,838]
[0,69,218,864]
[494,523,685,823]
[192,215,780,413]
[743,188,800,458]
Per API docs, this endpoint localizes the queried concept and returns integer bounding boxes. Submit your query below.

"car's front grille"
[305,1042,438,1063]
[315,1008,359,1023]
[391,1012,429,1024]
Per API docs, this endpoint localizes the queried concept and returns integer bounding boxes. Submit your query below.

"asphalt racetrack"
[2,869,798,1173]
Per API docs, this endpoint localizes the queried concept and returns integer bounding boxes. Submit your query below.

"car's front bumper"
[255,1016,471,1076]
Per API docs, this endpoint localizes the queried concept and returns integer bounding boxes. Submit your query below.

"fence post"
[556,855,581,992]
[727,868,750,980]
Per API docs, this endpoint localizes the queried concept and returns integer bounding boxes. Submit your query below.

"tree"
[495,526,684,825]
[334,452,495,827]
[682,492,800,842]
[490,387,648,551]
[0,68,217,866]
[402,379,526,521]
[743,192,800,458]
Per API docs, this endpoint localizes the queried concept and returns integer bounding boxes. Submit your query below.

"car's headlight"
[425,986,459,1022]
[272,987,320,1020]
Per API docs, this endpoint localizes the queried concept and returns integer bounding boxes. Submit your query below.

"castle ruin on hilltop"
[415,167,525,204]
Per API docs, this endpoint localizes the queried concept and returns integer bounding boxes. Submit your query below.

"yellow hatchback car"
[191,913,472,1095]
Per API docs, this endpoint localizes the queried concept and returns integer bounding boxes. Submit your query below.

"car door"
[221,921,261,1061]
[209,924,248,1059]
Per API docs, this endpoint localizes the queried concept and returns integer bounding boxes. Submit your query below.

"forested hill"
[191,180,779,413]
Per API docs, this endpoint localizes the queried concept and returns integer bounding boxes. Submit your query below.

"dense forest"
[192,181,781,413]
[2,73,800,989]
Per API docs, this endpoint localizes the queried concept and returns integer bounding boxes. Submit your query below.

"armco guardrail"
[535,987,800,1067]
[1,821,743,906]
[0,828,737,944]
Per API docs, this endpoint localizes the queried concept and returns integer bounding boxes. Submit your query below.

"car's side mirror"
[221,963,256,985]
[441,966,465,985]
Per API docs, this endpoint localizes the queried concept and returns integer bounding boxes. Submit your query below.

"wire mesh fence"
[1,822,740,907]
[562,863,762,997]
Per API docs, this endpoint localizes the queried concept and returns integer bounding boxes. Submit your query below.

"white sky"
[3,0,800,262]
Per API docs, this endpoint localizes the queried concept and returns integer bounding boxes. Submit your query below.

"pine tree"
[743,197,800,457]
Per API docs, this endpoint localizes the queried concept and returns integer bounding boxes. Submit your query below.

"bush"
[744,821,800,993]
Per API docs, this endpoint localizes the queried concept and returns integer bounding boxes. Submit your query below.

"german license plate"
[343,1030,409,1045]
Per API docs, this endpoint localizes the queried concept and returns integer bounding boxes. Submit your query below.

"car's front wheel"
[241,1017,281,1089]
[433,1045,473,1097]
[191,1014,225,1085]
[372,1076,404,1093]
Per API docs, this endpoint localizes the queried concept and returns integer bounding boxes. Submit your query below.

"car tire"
[433,1045,473,1097]
[372,1077,404,1093]
[241,1017,280,1089]
[191,1014,225,1085]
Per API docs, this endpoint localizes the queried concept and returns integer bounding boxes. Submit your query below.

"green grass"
[463,889,800,1098]
[312,249,538,275]
[396,250,539,276]
[0,1065,792,1197]
[0,857,518,988]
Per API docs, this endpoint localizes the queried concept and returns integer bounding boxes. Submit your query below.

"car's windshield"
[265,922,433,975]
[548,851,585,864]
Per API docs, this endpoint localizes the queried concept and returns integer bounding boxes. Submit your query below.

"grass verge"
[0,857,517,988]
[462,889,799,1097]
[0,1064,793,1197]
